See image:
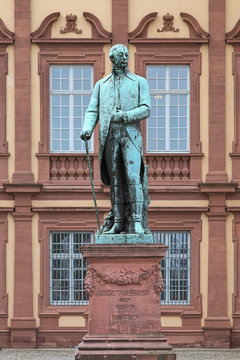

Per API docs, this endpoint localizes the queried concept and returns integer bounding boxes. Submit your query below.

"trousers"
[104,122,142,190]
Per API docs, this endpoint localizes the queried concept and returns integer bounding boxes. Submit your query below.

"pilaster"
[200,184,236,347]
[206,0,228,182]
[4,184,41,348]
[112,0,128,45]
[12,0,34,183]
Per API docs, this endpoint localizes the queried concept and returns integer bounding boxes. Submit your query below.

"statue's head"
[109,44,129,70]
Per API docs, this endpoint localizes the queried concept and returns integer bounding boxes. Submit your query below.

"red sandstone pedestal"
[75,244,176,360]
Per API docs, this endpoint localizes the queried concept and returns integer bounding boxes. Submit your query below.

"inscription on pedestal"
[85,263,164,335]
[97,289,150,297]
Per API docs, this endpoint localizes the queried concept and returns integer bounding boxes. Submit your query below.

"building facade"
[0,0,240,349]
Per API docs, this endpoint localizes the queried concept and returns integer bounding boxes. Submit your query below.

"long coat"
[82,71,151,185]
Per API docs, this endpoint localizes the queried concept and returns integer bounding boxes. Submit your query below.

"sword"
[84,139,101,232]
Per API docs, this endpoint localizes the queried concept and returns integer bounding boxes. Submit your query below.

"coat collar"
[102,70,136,83]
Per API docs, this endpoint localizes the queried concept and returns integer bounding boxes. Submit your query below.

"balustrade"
[49,155,93,182]
[46,154,193,184]
[146,155,190,182]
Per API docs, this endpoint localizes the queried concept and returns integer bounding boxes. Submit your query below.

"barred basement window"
[50,65,94,153]
[146,65,190,153]
[49,231,93,305]
[153,231,191,305]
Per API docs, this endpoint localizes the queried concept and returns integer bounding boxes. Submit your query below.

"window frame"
[49,231,93,306]
[141,56,200,156]
[152,231,191,306]
[37,211,99,329]
[133,44,203,184]
[146,64,191,153]
[147,212,202,321]
[36,47,105,185]
[49,64,94,154]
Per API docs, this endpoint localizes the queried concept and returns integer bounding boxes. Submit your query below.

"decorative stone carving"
[85,263,164,296]
[31,12,60,40]
[32,12,112,41]
[226,19,240,39]
[157,13,179,33]
[128,12,158,38]
[60,14,82,34]
[83,12,112,39]
[0,18,14,41]
[180,12,209,39]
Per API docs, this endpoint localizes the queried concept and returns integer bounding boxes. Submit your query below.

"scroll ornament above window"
[128,11,209,41]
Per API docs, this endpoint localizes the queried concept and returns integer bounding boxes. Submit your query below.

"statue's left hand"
[112,110,127,122]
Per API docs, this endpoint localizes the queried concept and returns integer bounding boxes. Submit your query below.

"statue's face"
[111,46,129,70]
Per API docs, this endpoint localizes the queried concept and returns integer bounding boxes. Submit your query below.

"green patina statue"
[81,44,151,236]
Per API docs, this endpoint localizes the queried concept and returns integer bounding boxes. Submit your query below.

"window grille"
[49,231,93,305]
[50,65,94,153]
[146,65,190,153]
[153,231,191,305]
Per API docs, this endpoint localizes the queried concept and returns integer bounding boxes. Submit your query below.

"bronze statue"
[81,44,151,235]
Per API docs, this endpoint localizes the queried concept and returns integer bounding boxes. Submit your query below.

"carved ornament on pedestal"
[85,263,164,297]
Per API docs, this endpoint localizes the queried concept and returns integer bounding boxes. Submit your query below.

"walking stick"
[84,139,101,231]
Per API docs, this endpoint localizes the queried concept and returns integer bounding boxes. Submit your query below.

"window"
[49,231,93,305]
[146,65,190,153]
[50,65,94,153]
[153,231,191,305]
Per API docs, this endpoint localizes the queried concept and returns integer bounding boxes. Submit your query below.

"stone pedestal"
[75,244,176,360]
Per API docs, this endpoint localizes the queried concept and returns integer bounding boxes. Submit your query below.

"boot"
[128,184,144,235]
[130,201,144,235]
[104,203,125,234]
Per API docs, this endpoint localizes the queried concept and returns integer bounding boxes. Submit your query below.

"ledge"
[199,183,237,193]
[32,38,111,44]
[129,38,209,44]
[80,244,168,259]
[4,183,42,193]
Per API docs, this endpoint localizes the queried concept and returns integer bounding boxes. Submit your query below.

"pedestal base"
[95,233,153,244]
[76,244,175,359]
[76,351,176,360]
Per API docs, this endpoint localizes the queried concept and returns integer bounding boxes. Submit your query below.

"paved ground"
[0,349,240,360]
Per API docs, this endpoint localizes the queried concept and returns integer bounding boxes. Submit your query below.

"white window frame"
[49,231,93,306]
[146,65,190,153]
[153,231,191,306]
[50,65,94,153]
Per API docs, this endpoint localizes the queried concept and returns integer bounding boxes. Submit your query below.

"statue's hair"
[109,44,128,59]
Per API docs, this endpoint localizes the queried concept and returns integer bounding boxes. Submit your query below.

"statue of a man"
[80,44,151,235]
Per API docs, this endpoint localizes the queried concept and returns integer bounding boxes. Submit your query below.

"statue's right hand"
[80,130,91,141]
